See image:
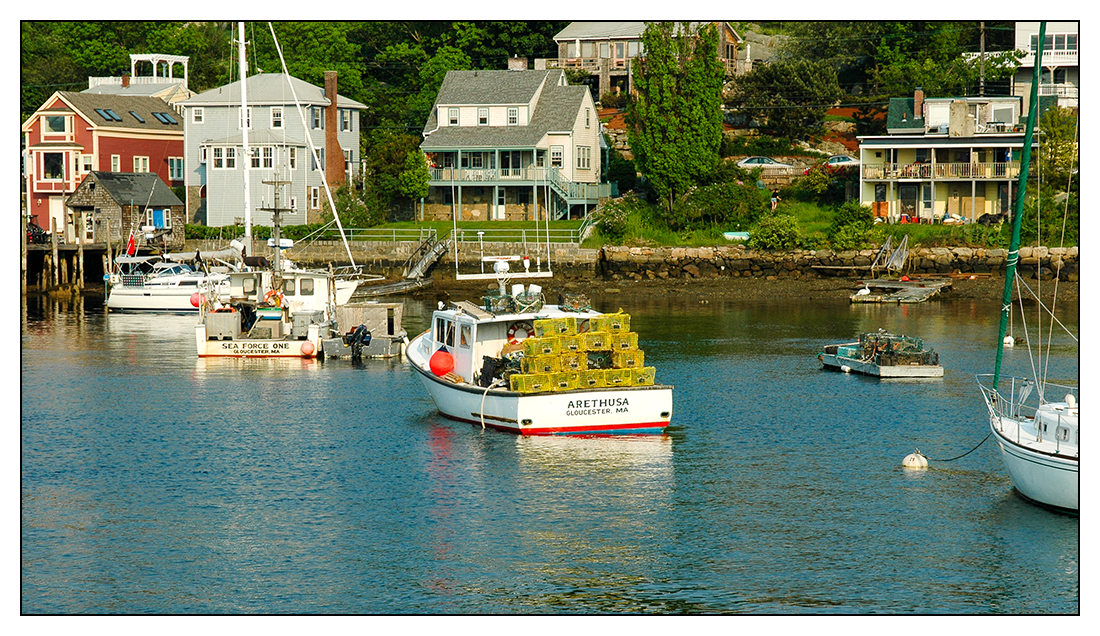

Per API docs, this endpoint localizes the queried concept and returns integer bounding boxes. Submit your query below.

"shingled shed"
[66,171,186,250]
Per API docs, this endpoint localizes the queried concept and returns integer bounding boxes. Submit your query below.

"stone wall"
[181,239,1078,282]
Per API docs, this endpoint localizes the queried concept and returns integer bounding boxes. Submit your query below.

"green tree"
[726,59,843,140]
[1037,106,1079,191]
[398,150,431,201]
[628,21,725,213]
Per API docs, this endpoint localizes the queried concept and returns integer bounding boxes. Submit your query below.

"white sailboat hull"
[108,286,205,313]
[408,332,672,435]
[991,423,1079,511]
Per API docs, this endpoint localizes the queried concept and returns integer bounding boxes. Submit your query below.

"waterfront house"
[22,91,186,244]
[538,22,746,97]
[66,171,186,251]
[419,66,607,221]
[180,71,366,227]
[1012,21,1078,113]
[857,88,1037,224]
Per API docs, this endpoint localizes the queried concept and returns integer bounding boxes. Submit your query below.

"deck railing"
[862,162,1020,180]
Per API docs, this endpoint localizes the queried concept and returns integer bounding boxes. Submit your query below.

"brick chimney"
[324,70,344,187]
[122,73,130,88]
[913,87,924,121]
[507,55,527,71]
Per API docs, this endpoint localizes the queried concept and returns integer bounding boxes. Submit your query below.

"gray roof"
[182,73,366,109]
[421,70,588,150]
[197,129,308,146]
[83,172,184,207]
[554,22,647,40]
[42,92,183,132]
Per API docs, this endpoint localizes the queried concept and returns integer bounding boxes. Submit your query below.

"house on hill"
[538,22,746,97]
[66,171,186,251]
[419,67,607,222]
[180,71,366,227]
[83,53,195,106]
[1012,21,1078,113]
[22,91,186,242]
[858,88,1034,223]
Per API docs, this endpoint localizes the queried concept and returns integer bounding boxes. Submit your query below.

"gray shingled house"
[66,171,186,251]
[420,66,606,221]
[180,71,366,227]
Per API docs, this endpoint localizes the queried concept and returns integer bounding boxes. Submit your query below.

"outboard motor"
[346,324,372,360]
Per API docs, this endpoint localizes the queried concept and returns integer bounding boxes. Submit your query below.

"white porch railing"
[862,162,1020,180]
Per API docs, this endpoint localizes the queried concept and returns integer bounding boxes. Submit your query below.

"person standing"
[771,189,781,211]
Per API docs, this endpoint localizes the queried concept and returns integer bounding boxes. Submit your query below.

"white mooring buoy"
[903,450,929,469]
[840,365,852,373]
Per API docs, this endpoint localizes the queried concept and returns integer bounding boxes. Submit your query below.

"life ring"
[213,306,236,313]
[263,289,284,307]
[507,321,534,344]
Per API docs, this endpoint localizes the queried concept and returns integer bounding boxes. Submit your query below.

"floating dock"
[850,278,953,303]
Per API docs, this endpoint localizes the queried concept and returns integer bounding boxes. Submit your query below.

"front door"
[899,185,918,220]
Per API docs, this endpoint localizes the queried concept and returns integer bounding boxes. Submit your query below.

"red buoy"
[430,350,454,376]
[190,292,202,307]
[301,341,315,357]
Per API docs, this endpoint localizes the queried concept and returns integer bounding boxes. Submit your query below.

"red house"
[22,91,185,242]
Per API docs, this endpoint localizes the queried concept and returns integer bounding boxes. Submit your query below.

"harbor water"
[21,291,1079,614]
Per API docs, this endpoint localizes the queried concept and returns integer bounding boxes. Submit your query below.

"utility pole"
[980,22,986,96]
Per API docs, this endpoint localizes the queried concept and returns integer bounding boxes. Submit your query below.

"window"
[459,325,471,348]
[271,107,282,129]
[508,107,518,125]
[111,154,120,172]
[152,111,177,124]
[289,196,298,211]
[340,109,351,131]
[128,111,145,123]
[498,188,505,205]
[168,157,183,180]
[263,147,273,169]
[104,109,122,122]
[250,147,261,169]
[133,156,150,173]
[81,154,93,172]
[45,115,67,134]
[576,146,591,170]
[312,106,323,129]
[600,42,609,58]
[300,278,315,296]
[239,106,252,130]
[225,147,236,169]
[585,108,591,128]
[192,107,204,124]
[282,279,296,295]
[478,108,488,125]
[310,186,320,210]
[289,147,297,170]
[449,108,459,125]
[43,153,64,180]
[213,147,223,169]
[200,147,207,164]
[550,146,563,168]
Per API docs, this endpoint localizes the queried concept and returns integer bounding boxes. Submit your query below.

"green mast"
[993,22,1045,388]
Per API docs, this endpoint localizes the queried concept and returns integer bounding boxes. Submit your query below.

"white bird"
[855,286,870,296]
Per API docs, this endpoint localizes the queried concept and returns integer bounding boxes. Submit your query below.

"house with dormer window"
[21,92,185,243]
[1012,21,1078,112]
[180,71,365,226]
[420,65,607,221]
[858,87,1036,223]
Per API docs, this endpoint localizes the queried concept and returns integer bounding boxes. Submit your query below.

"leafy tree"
[398,150,431,201]
[726,59,843,140]
[1037,106,1079,191]
[628,22,725,213]
[747,213,804,250]
[605,148,637,192]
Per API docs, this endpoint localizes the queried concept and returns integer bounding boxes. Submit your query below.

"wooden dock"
[850,278,953,303]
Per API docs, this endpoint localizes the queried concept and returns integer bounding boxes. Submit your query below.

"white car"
[824,154,859,168]
[736,156,793,172]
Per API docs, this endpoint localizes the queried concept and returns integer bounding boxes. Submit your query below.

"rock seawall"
[599,245,1079,282]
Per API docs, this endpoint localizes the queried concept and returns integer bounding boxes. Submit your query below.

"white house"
[1012,21,1078,112]
[180,71,366,227]
[420,66,607,221]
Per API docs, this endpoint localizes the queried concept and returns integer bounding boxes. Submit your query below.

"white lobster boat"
[407,282,673,435]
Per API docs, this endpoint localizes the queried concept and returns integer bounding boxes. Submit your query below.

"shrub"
[596,194,645,241]
[672,181,769,231]
[600,92,628,109]
[830,223,869,250]
[747,213,804,250]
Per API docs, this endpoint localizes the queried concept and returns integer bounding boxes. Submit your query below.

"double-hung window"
[111,154,121,172]
[271,107,282,129]
[310,186,320,210]
[251,147,261,169]
[550,146,563,168]
[133,156,150,173]
[507,107,518,125]
[81,154,93,173]
[239,107,252,130]
[289,147,297,170]
[192,108,204,124]
[340,109,351,131]
[448,108,459,126]
[312,106,324,129]
[168,157,184,180]
[576,146,591,170]
[478,108,488,125]
[263,147,273,169]
[585,108,591,128]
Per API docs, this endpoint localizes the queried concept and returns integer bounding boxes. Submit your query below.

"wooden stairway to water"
[850,278,953,303]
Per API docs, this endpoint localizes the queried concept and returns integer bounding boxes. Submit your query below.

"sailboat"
[193,22,346,358]
[976,22,1078,512]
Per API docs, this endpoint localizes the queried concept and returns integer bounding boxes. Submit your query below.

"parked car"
[737,156,793,172]
[804,154,860,175]
[26,220,48,244]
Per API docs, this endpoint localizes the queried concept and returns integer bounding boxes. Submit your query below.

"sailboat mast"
[239,22,252,253]
[993,21,1045,387]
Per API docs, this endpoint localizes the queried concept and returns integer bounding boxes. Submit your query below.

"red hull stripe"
[441,412,667,436]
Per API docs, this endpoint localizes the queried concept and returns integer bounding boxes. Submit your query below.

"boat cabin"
[224,269,333,315]
[431,305,526,384]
